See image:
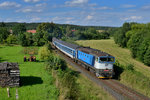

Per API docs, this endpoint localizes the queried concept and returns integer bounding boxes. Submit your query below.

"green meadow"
[0,45,58,100]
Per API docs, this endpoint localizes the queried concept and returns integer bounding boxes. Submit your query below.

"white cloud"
[35,3,46,7]
[141,5,150,10]
[16,3,45,13]
[122,4,136,8]
[16,8,42,13]
[0,1,21,9]
[24,0,40,3]
[31,17,41,21]
[65,0,89,7]
[65,20,76,24]
[52,16,74,21]
[86,15,93,20]
[51,16,75,24]
[121,16,142,21]
[95,6,113,10]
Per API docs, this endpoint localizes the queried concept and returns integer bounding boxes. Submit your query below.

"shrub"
[45,54,67,71]
[6,34,17,44]
[126,64,134,71]
[38,46,51,60]
[45,54,79,99]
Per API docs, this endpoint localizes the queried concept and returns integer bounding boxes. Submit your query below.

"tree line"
[114,22,150,66]
[0,22,62,46]
[1,22,115,31]
[0,22,113,46]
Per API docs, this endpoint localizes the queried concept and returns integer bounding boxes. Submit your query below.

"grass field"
[0,45,58,100]
[76,38,150,78]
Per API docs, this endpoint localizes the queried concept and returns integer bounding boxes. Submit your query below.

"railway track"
[53,48,150,100]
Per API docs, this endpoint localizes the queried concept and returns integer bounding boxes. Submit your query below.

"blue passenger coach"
[52,38,79,58]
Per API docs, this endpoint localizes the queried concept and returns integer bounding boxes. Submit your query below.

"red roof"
[72,30,76,32]
[27,30,36,34]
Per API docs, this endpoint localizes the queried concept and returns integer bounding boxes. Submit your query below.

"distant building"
[71,30,76,32]
[27,30,36,34]
[9,30,13,33]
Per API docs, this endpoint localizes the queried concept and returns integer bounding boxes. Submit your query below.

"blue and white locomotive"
[52,38,115,78]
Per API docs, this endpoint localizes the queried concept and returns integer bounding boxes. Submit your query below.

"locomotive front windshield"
[99,57,115,63]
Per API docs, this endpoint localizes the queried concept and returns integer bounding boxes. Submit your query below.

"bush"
[6,35,17,44]
[45,54,67,71]
[126,64,134,71]
[45,54,80,99]
[38,46,51,60]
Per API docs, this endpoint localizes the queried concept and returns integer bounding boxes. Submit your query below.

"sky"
[0,0,150,26]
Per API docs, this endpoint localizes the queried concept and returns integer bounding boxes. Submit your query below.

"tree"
[24,32,33,46]
[36,22,62,42]
[0,27,10,43]
[6,35,17,44]
[38,46,51,60]
[18,33,28,46]
[144,46,150,66]
[114,22,132,47]
[12,24,26,35]
[137,37,150,61]
[33,32,45,46]
[127,30,145,58]
[0,22,6,27]
[66,26,73,37]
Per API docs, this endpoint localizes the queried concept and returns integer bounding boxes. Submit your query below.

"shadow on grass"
[70,70,81,77]
[113,64,124,80]
[35,60,45,62]
[20,76,43,86]
[0,58,7,63]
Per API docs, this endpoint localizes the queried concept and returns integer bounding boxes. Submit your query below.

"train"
[52,37,115,78]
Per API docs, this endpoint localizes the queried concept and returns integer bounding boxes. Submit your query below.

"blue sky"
[0,0,150,26]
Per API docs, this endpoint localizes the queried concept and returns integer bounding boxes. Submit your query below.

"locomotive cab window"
[99,57,115,62]
[100,57,107,62]
[108,57,115,62]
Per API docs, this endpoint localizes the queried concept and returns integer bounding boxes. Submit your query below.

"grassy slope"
[68,65,114,100]
[76,39,150,78]
[0,46,58,100]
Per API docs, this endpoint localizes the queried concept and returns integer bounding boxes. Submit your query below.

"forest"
[114,22,150,66]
